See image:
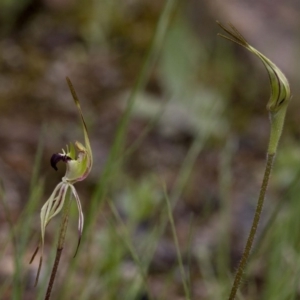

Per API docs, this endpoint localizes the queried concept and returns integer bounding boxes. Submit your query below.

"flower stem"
[228,153,275,300]
[45,191,72,300]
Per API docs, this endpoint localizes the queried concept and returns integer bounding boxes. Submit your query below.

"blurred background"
[1,0,300,299]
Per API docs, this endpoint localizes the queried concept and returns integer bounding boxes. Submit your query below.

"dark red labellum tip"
[50,153,72,171]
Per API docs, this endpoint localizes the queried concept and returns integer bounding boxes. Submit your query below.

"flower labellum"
[30,77,93,286]
[50,153,72,171]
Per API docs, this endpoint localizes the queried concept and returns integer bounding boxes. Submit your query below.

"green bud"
[217,21,291,154]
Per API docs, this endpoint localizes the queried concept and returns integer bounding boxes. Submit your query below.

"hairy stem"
[228,153,275,300]
[45,191,72,300]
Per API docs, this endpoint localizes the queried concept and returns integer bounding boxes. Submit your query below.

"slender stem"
[164,186,191,300]
[107,200,154,300]
[45,191,72,300]
[228,153,275,300]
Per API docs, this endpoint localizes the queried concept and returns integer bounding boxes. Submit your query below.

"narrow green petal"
[40,182,64,246]
[68,143,76,159]
[34,182,64,286]
[48,184,69,224]
[70,185,84,257]
[40,183,68,266]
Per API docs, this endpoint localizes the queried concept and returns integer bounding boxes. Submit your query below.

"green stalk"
[45,191,72,300]
[228,153,274,299]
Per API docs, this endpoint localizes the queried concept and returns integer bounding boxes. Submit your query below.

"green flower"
[31,77,92,285]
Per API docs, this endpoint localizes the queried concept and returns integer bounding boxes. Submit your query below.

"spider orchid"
[30,77,93,285]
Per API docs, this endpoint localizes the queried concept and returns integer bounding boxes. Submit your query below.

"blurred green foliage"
[0,0,299,299]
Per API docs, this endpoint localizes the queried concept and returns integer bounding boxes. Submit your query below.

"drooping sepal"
[70,185,84,257]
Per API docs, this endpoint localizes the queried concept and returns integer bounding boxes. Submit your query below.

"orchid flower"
[31,77,93,286]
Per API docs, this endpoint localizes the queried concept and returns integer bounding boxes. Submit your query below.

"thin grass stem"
[85,0,178,233]
[186,214,194,295]
[163,185,191,300]
[107,200,154,300]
